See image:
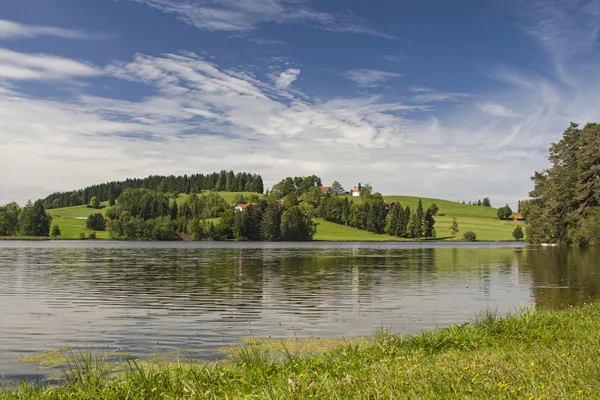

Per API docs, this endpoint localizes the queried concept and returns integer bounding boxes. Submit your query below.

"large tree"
[0,202,21,236]
[527,122,600,245]
[19,200,52,236]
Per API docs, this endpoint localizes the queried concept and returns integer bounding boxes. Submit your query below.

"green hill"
[44,193,522,241]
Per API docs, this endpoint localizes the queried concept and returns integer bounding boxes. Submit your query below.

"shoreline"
[2,302,598,398]
[0,236,526,243]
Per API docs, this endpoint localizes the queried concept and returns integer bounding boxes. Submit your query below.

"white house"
[352,187,361,197]
[234,203,248,212]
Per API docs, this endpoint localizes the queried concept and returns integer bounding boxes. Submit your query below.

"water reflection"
[1,242,599,381]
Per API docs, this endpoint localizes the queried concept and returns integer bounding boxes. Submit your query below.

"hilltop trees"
[527,122,600,245]
[43,170,264,209]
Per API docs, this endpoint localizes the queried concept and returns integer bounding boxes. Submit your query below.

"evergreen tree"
[386,203,400,236]
[423,208,435,239]
[19,200,52,236]
[261,203,283,241]
[170,201,178,221]
[401,205,411,237]
[414,199,424,238]
[407,211,419,238]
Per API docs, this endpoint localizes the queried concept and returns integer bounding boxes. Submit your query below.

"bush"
[86,213,106,231]
[512,225,524,241]
[463,231,477,241]
[88,232,97,240]
[51,225,61,237]
[79,232,86,240]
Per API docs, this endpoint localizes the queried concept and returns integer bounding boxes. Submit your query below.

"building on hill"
[320,185,345,195]
[384,201,395,210]
[234,203,249,212]
[512,214,525,222]
[352,187,360,197]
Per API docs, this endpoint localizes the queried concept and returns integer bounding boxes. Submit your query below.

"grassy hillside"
[42,193,523,241]
[358,195,501,219]
[313,219,402,241]
[47,202,110,239]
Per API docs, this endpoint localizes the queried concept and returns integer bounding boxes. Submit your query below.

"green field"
[47,202,110,239]
[313,219,401,241]
[40,193,523,241]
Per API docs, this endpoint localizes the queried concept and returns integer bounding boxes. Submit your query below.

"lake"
[1,241,599,382]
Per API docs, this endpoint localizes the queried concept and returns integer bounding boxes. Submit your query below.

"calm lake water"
[1,241,599,382]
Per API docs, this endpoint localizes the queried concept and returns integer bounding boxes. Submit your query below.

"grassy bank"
[3,303,600,399]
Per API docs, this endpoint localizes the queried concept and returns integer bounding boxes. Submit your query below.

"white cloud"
[479,103,517,118]
[344,69,401,87]
[0,19,104,40]
[274,68,300,88]
[132,0,394,38]
[2,8,600,211]
[0,48,101,80]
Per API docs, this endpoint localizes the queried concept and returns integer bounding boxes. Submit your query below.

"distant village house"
[512,214,525,222]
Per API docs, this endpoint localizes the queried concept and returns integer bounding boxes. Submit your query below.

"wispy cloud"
[0,48,101,80]
[344,69,401,87]
[274,68,300,88]
[479,103,517,118]
[408,87,470,103]
[132,0,394,38]
[0,19,106,40]
[520,0,600,84]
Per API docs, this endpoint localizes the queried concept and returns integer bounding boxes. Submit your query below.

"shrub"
[51,225,61,237]
[463,231,477,241]
[79,232,86,240]
[86,213,106,231]
[512,225,524,241]
[88,232,97,240]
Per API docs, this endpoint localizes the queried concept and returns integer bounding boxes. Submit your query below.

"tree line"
[461,198,492,207]
[0,200,52,237]
[43,170,264,209]
[102,188,315,241]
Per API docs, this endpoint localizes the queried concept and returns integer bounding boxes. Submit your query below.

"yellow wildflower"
[530,361,535,367]
[152,388,157,392]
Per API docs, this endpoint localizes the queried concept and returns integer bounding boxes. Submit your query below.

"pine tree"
[415,199,424,238]
[170,201,178,221]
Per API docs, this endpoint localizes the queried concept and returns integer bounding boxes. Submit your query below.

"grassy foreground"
[3,303,600,399]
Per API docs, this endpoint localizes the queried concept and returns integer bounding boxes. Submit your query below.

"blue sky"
[1,0,599,207]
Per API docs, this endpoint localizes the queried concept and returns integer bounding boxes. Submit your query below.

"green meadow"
[42,192,523,241]
[3,302,599,399]
[47,202,110,239]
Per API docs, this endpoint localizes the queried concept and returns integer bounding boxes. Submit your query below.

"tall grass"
[3,303,600,399]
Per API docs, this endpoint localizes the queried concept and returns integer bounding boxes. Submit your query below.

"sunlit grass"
[3,302,600,399]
